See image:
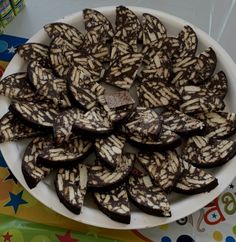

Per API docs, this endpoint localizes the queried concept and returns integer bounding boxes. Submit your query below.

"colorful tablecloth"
[0,34,236,242]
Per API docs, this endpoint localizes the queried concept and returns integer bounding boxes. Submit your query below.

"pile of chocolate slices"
[0,6,236,224]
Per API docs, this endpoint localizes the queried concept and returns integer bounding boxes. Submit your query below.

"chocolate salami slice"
[127,127,181,150]
[49,36,75,79]
[17,43,49,64]
[127,174,171,217]
[172,59,198,87]
[73,107,113,136]
[65,50,105,81]
[88,153,134,191]
[95,134,126,170]
[53,108,82,144]
[142,13,167,46]
[203,71,228,98]
[44,22,84,48]
[83,8,114,42]
[195,112,236,139]
[174,160,218,194]
[28,61,70,108]
[98,92,134,124]
[181,135,236,168]
[179,85,225,114]
[175,25,198,60]
[68,67,104,110]
[9,101,59,130]
[55,164,88,214]
[37,136,93,168]
[195,47,217,83]
[162,109,204,136]
[141,50,172,81]
[124,107,162,141]
[110,38,134,61]
[94,184,130,224]
[83,31,110,62]
[137,150,181,193]
[163,37,181,59]
[0,72,36,101]
[116,5,142,41]
[104,52,143,90]
[137,79,181,108]
[22,136,53,189]
[0,111,43,143]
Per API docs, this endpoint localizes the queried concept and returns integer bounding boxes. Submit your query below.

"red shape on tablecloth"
[56,230,78,242]
[2,232,13,242]
[204,197,225,225]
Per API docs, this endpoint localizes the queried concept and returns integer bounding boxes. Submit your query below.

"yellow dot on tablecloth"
[159,224,169,231]
[213,231,223,241]
[232,225,236,235]
[30,235,51,242]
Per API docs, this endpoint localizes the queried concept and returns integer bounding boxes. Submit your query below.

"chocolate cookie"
[127,127,181,150]
[137,79,181,108]
[44,22,84,48]
[88,153,134,191]
[123,107,162,141]
[37,136,93,168]
[22,136,53,189]
[181,135,236,168]
[179,85,225,114]
[174,160,218,194]
[65,50,105,81]
[68,67,104,110]
[94,184,130,224]
[98,93,134,124]
[116,5,142,43]
[142,13,167,46]
[83,8,114,42]
[203,71,228,98]
[194,47,217,83]
[104,52,143,90]
[17,43,49,64]
[53,108,82,144]
[55,164,88,214]
[162,109,205,136]
[9,101,59,130]
[0,72,36,101]
[28,61,71,108]
[49,36,75,79]
[95,134,126,170]
[127,174,171,217]
[110,38,134,60]
[172,57,198,87]
[195,112,236,139]
[0,111,43,143]
[73,107,113,136]
[137,150,181,193]
[141,50,172,81]
[175,25,198,60]
[83,31,110,62]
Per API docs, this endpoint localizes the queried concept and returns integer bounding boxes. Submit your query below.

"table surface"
[1,1,236,242]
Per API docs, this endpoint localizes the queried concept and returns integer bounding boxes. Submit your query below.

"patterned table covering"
[0,34,236,242]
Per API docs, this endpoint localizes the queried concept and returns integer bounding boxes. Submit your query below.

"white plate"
[1,6,236,230]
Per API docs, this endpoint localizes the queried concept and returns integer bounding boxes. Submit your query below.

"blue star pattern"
[4,190,27,213]
[0,151,7,168]
[0,34,27,61]
[212,213,217,219]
